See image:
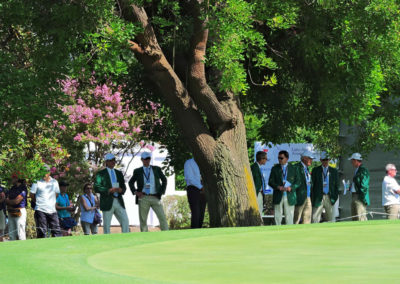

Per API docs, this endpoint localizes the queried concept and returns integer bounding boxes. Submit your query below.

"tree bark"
[120,0,262,227]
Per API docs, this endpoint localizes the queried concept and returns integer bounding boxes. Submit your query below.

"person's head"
[301,150,314,167]
[386,164,397,177]
[256,151,268,166]
[83,183,93,195]
[43,164,51,179]
[104,153,116,169]
[141,151,152,167]
[59,181,69,193]
[11,173,18,185]
[348,153,362,168]
[320,151,330,167]
[278,150,289,165]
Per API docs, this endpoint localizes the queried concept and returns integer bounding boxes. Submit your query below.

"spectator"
[80,183,100,235]
[6,174,27,240]
[56,181,77,236]
[184,158,207,228]
[30,165,62,238]
[94,153,129,234]
[129,151,169,232]
[382,164,400,219]
[251,151,268,215]
[294,151,314,224]
[0,185,5,242]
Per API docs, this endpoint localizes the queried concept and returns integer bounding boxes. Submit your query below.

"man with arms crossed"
[382,163,400,219]
[268,150,299,225]
[311,152,339,223]
[94,153,130,234]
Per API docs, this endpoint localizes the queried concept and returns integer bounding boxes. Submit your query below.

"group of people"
[252,149,400,225]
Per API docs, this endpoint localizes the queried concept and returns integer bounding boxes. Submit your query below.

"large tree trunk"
[121,1,262,227]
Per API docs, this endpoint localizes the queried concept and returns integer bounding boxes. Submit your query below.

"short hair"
[385,163,396,172]
[278,150,289,159]
[256,151,267,162]
[83,183,93,191]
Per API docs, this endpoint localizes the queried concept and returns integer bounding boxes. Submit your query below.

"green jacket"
[128,166,167,204]
[295,162,312,206]
[352,165,370,205]
[268,163,299,206]
[311,165,339,208]
[251,162,263,195]
[94,168,127,211]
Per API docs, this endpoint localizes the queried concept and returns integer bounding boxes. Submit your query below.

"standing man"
[268,150,299,225]
[251,151,268,215]
[94,153,130,234]
[184,158,207,228]
[382,163,400,219]
[294,151,314,224]
[311,152,339,223]
[349,153,370,221]
[129,151,169,232]
[30,165,62,238]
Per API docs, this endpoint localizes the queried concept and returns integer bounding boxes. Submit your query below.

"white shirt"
[382,175,400,206]
[31,177,60,214]
[143,166,156,194]
[184,158,202,190]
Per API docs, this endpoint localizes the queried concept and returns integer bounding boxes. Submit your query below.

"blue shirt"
[184,159,203,190]
[56,193,71,218]
[80,194,96,223]
[7,185,27,208]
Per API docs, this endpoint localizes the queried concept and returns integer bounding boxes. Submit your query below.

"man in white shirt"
[30,165,62,238]
[184,158,207,228]
[382,163,400,219]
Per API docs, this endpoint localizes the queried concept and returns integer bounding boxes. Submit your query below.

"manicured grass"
[1,221,399,283]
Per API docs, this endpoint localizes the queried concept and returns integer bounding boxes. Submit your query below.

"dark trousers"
[34,210,61,238]
[187,186,207,228]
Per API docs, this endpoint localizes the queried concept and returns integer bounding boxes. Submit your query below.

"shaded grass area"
[1,221,399,283]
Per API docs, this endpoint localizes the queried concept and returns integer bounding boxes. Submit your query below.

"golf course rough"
[1,221,399,283]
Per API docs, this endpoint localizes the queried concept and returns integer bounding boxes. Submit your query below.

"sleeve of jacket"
[358,168,370,196]
[331,168,339,204]
[311,167,318,205]
[117,170,126,194]
[94,170,108,194]
[159,167,167,194]
[292,164,301,191]
[128,169,138,195]
[268,166,280,191]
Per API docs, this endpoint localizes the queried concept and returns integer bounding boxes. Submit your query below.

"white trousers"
[8,208,27,240]
[102,199,130,234]
[274,195,294,225]
[257,192,264,215]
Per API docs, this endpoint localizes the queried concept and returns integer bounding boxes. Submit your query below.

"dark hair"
[256,151,267,162]
[83,183,93,191]
[278,150,289,159]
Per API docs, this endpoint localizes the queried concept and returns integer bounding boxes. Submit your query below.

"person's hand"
[200,187,205,194]
[278,186,284,191]
[136,191,144,198]
[285,186,292,192]
[108,187,117,194]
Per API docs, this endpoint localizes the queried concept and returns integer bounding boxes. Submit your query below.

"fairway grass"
[1,221,399,283]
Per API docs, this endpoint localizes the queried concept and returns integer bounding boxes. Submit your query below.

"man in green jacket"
[94,153,130,234]
[311,152,339,223]
[294,150,314,224]
[251,151,268,215]
[268,150,299,225]
[129,151,169,232]
[349,153,370,221]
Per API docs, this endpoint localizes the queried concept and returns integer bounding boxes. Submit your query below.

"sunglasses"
[142,157,151,160]
[321,159,329,161]
[278,157,285,160]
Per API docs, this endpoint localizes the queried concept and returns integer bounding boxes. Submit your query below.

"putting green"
[1,221,400,283]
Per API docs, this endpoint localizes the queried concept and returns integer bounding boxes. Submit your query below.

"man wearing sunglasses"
[311,152,339,223]
[129,151,169,232]
[268,150,299,225]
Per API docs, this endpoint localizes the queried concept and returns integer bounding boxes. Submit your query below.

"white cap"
[301,150,315,159]
[141,151,152,159]
[320,151,329,159]
[348,153,362,161]
[104,153,116,161]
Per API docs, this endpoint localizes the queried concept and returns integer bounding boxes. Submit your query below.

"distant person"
[251,151,268,215]
[382,164,400,219]
[6,173,27,240]
[268,150,299,225]
[311,152,339,223]
[348,153,370,221]
[56,181,77,236]
[129,151,169,232]
[184,158,207,228]
[80,183,101,235]
[0,185,5,242]
[30,165,62,238]
[94,153,130,234]
[294,151,314,224]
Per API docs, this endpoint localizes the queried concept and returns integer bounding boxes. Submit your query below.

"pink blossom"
[74,134,82,141]
[53,120,58,126]
[76,167,81,172]
[50,167,58,174]
[146,144,155,151]
[59,125,66,131]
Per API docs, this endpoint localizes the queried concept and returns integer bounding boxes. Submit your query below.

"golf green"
[1,221,399,283]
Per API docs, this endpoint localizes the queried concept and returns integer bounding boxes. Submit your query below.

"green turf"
[1,221,399,283]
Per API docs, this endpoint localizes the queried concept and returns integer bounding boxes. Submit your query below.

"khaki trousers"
[312,195,334,223]
[351,193,368,221]
[274,195,294,225]
[294,197,312,224]
[139,195,169,232]
[102,198,130,234]
[257,191,264,215]
[384,204,400,220]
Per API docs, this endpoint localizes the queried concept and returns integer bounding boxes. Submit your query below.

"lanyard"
[304,166,310,182]
[323,167,329,181]
[144,167,151,182]
[282,166,288,181]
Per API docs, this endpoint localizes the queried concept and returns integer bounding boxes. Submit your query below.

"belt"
[144,193,158,197]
